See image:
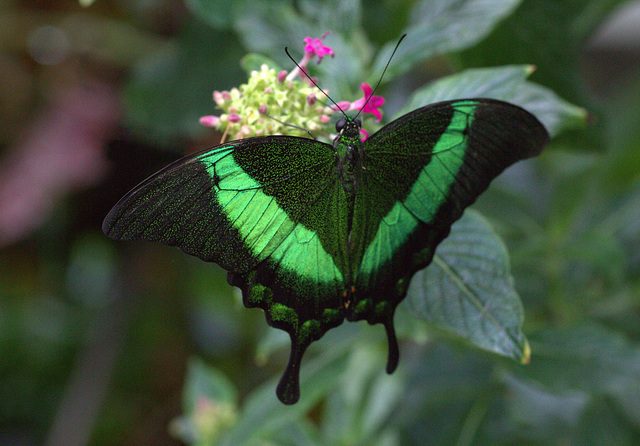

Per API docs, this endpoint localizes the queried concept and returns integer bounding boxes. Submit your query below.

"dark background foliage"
[1,0,640,445]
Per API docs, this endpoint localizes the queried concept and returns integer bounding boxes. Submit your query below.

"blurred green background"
[1,0,640,445]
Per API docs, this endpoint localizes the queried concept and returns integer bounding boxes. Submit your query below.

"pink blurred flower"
[303,31,335,64]
[0,82,120,246]
[199,115,220,127]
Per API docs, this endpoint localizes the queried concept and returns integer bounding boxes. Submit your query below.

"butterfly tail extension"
[383,316,399,373]
[276,335,309,405]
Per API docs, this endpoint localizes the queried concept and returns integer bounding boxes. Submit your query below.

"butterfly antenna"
[354,33,406,120]
[285,46,347,117]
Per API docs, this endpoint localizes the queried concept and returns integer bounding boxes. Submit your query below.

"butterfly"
[103,98,549,404]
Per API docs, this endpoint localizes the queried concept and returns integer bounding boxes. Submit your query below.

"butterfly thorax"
[334,117,364,198]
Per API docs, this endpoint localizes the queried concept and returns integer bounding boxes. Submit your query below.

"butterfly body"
[103,99,549,404]
[334,117,364,198]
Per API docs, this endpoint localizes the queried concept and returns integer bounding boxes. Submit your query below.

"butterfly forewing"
[104,135,351,296]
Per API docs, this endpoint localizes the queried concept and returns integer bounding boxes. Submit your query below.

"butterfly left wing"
[348,99,549,371]
[103,136,351,404]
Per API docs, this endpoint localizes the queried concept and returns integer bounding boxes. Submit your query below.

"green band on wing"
[202,152,344,286]
[403,103,475,223]
[358,104,476,277]
[358,201,419,277]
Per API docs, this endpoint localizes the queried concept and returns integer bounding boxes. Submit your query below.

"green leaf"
[231,3,369,99]
[498,327,640,443]
[405,210,529,362]
[233,1,314,65]
[181,357,238,409]
[298,0,363,35]
[574,398,639,445]
[604,183,640,247]
[396,65,536,116]
[321,341,403,445]
[247,421,322,446]
[501,372,588,441]
[239,53,282,74]
[389,344,496,445]
[169,358,239,445]
[457,0,629,105]
[396,65,587,137]
[372,0,524,80]
[602,76,640,187]
[504,80,588,138]
[186,0,367,99]
[525,324,640,428]
[217,341,349,445]
[184,0,243,29]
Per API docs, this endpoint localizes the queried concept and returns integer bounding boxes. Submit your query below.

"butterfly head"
[335,116,362,139]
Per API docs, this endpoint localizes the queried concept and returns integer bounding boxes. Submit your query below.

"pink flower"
[306,94,317,105]
[333,101,351,114]
[199,115,220,127]
[350,83,385,122]
[227,113,241,123]
[303,31,334,64]
[331,83,385,123]
[286,32,335,83]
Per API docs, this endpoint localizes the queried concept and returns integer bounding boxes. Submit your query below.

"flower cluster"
[200,64,333,141]
[199,32,385,142]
